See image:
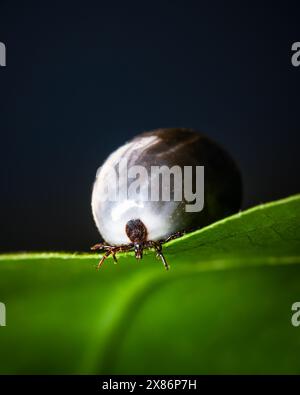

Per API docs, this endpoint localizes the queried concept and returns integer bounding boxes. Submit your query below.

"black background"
[0,0,299,252]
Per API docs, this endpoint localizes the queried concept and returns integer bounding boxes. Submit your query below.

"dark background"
[0,0,299,252]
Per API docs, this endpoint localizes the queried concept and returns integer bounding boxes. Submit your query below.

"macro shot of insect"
[91,128,242,269]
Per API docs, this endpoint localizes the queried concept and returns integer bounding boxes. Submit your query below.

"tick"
[91,128,242,269]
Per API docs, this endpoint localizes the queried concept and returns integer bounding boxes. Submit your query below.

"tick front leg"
[97,251,111,269]
[92,243,134,269]
[147,241,169,270]
[156,249,169,270]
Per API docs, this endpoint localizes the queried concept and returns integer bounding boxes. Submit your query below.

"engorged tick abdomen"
[92,128,242,245]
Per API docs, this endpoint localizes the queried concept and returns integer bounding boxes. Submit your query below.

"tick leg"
[97,251,111,270]
[92,243,134,269]
[91,243,118,251]
[162,230,185,244]
[156,249,169,270]
[91,243,105,251]
[147,241,169,270]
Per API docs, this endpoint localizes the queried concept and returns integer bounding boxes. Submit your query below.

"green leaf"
[0,194,299,374]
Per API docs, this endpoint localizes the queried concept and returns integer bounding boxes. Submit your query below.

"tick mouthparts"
[134,244,143,260]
